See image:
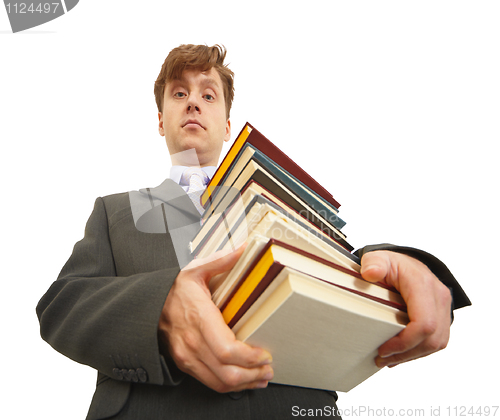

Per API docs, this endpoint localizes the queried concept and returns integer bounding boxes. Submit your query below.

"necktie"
[181,167,209,215]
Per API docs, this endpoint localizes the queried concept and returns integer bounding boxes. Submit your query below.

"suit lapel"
[130,178,202,268]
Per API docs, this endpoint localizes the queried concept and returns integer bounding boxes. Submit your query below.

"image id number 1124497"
[5,3,61,13]
[447,406,499,416]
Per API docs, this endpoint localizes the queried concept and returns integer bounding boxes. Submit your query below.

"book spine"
[246,125,341,209]
[252,150,346,229]
[227,262,285,328]
[251,170,352,250]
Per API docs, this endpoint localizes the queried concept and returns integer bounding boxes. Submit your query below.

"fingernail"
[263,369,274,381]
[361,264,379,274]
[260,353,273,365]
[375,357,391,368]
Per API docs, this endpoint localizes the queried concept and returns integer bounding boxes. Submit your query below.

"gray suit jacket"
[36,179,470,420]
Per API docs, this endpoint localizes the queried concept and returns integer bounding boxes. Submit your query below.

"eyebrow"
[170,75,221,89]
[200,77,221,90]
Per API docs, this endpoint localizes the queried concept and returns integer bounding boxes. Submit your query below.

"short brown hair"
[154,44,235,119]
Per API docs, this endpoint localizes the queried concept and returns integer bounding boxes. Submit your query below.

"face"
[158,68,231,167]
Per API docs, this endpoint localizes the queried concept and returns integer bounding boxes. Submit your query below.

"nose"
[187,104,200,112]
[187,94,201,113]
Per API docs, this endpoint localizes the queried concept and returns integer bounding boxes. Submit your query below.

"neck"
[169,148,218,167]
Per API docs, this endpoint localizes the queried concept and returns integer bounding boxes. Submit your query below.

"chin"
[177,143,211,166]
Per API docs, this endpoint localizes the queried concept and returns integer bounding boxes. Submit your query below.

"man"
[37,44,470,420]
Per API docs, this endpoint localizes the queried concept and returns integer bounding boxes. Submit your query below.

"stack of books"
[190,123,408,392]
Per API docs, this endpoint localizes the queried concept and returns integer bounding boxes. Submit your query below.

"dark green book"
[203,143,346,230]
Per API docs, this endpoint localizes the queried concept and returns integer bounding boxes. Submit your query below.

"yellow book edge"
[201,124,252,207]
[222,245,275,324]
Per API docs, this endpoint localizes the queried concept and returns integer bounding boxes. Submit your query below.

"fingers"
[182,243,247,284]
[360,251,394,285]
[168,312,274,392]
[184,357,273,393]
[200,302,272,367]
[375,324,450,368]
[375,301,450,368]
[167,302,274,392]
[195,337,274,393]
[360,251,452,368]
[160,242,274,393]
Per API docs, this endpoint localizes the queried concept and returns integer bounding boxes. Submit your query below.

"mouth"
[182,119,205,130]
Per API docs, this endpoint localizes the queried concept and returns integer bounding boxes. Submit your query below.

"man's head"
[155,45,234,167]
[155,44,234,119]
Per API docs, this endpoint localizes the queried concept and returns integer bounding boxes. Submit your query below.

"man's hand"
[360,251,452,368]
[158,245,274,393]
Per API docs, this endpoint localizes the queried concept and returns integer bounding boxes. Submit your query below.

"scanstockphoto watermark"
[291,405,500,417]
[2,0,79,33]
[291,406,428,418]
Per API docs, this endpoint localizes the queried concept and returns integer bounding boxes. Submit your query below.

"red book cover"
[203,123,341,210]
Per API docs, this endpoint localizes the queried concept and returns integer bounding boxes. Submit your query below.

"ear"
[158,112,164,136]
[224,119,231,142]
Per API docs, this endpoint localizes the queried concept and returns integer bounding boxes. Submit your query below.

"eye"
[203,93,215,101]
[174,91,186,98]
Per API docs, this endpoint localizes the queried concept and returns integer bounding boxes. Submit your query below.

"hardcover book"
[234,267,408,392]
[202,123,341,210]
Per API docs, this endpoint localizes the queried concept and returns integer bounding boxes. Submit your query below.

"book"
[203,143,344,229]
[210,232,358,307]
[219,237,406,328]
[191,181,351,259]
[201,123,341,210]
[201,159,346,243]
[195,122,409,392]
[200,194,360,303]
[195,196,358,269]
[233,267,408,392]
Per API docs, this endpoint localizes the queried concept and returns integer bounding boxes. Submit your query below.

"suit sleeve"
[354,243,471,310]
[36,197,184,386]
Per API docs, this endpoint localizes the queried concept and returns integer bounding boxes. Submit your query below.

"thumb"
[183,242,248,282]
[360,251,391,283]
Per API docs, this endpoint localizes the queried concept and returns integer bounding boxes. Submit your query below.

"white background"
[1,1,498,418]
